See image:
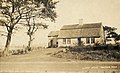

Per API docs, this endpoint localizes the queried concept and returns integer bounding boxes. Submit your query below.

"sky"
[0,0,120,48]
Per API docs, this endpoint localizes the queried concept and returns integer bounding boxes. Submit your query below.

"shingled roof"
[58,29,82,38]
[48,31,59,37]
[82,23,102,28]
[58,23,102,38]
[60,24,82,30]
[60,23,102,30]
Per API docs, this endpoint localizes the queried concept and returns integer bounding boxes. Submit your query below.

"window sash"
[67,39,71,44]
[63,38,66,44]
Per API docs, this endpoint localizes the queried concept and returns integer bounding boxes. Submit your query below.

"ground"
[0,48,120,73]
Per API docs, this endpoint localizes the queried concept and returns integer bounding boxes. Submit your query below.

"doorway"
[78,38,81,46]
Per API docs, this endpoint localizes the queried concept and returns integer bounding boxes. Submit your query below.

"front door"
[78,38,81,46]
[50,40,53,47]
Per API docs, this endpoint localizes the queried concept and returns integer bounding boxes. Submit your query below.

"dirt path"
[0,48,120,73]
[0,48,67,62]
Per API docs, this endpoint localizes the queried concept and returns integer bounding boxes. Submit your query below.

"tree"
[104,26,120,43]
[0,0,58,56]
[24,0,57,52]
[24,13,48,52]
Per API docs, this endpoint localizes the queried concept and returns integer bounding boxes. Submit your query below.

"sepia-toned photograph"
[0,0,120,73]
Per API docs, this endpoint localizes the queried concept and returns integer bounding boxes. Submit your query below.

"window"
[91,38,95,43]
[63,38,66,44]
[86,38,90,44]
[67,39,71,44]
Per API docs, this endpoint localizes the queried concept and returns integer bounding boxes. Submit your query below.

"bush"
[53,44,120,61]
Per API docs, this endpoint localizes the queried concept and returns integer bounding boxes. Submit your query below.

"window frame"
[91,37,95,44]
[86,37,90,44]
[67,38,71,44]
[63,38,66,44]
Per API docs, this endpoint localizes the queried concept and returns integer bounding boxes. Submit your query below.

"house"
[48,22,105,47]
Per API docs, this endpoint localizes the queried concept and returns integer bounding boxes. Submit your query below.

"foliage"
[0,0,58,32]
[104,26,120,43]
[52,45,120,61]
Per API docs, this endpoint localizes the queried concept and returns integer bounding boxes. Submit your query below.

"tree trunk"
[3,31,12,56]
[27,35,32,51]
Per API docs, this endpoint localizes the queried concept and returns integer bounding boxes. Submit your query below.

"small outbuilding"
[48,31,59,48]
